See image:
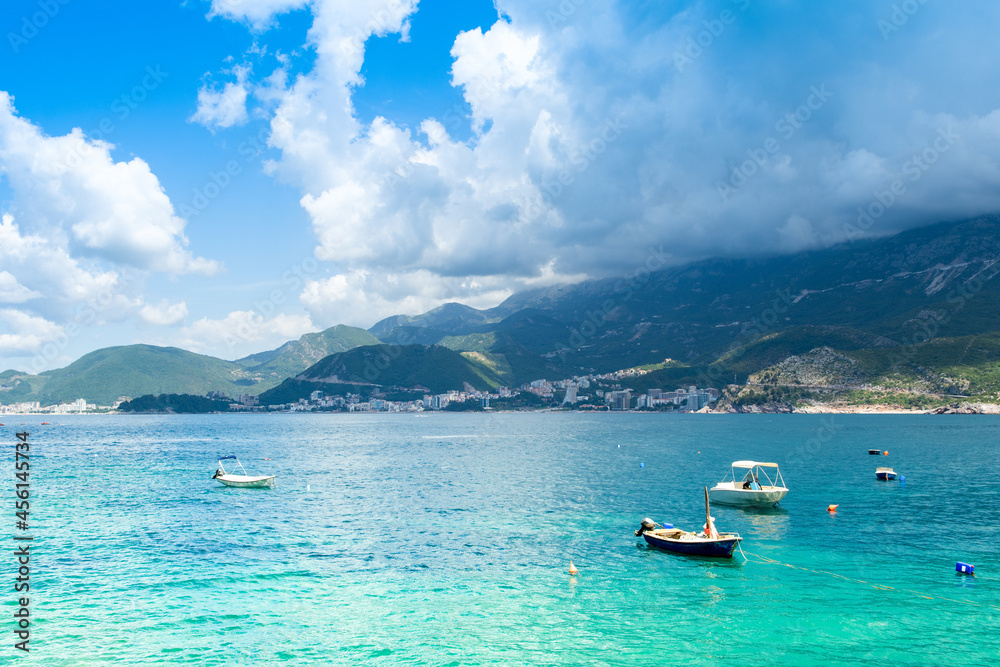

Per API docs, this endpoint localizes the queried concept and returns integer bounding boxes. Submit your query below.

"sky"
[2,0,1000,373]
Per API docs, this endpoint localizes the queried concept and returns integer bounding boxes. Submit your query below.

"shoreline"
[6,405,1000,416]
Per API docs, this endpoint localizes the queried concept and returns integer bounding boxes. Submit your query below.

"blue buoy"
[640,462,644,468]
[956,562,975,575]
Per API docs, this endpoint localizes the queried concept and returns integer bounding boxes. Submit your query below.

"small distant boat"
[212,455,275,489]
[868,449,882,455]
[709,461,788,507]
[635,488,743,558]
[875,466,897,481]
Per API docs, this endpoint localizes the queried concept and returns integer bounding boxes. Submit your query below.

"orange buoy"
[568,561,578,575]
[883,450,889,455]
[827,504,839,512]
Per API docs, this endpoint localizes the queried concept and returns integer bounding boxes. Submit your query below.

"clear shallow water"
[11,413,1000,665]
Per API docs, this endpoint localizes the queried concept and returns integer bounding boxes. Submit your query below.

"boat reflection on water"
[733,505,790,541]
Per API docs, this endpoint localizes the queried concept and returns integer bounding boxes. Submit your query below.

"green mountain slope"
[369,302,501,340]
[20,345,262,406]
[235,324,379,382]
[374,215,1000,383]
[298,344,503,394]
[8,215,1000,408]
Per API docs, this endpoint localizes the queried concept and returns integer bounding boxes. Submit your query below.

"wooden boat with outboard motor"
[635,487,743,558]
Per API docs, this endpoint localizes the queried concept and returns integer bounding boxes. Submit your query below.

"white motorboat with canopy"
[709,461,788,507]
[212,455,275,489]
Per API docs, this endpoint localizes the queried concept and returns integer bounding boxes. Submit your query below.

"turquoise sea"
[10,413,1000,665]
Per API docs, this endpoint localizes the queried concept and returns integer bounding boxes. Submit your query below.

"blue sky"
[2,0,1000,373]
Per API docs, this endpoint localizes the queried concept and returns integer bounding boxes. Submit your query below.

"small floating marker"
[639,462,644,468]
[827,504,839,512]
[306,484,311,491]
[900,475,906,485]
[568,561,578,575]
[956,562,975,576]
[884,450,889,456]
[617,444,620,448]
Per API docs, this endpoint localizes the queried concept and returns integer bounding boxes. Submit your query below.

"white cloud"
[208,1,1000,326]
[0,271,41,303]
[208,0,308,28]
[0,214,126,316]
[0,309,63,356]
[139,300,189,327]
[191,65,252,129]
[298,267,587,328]
[0,92,219,276]
[177,309,315,359]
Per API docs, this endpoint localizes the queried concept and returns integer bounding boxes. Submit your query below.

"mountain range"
[4,215,1000,407]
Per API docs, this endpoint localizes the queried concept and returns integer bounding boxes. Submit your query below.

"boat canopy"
[719,460,787,490]
[218,455,238,460]
[731,460,779,468]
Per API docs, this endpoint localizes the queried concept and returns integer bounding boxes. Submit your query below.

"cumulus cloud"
[191,65,252,129]
[299,269,524,327]
[0,271,42,304]
[139,300,189,327]
[209,0,1000,325]
[0,309,63,356]
[0,214,127,317]
[0,93,219,275]
[209,0,309,28]
[177,309,315,358]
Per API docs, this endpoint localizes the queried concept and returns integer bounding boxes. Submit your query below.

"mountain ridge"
[5,215,1000,407]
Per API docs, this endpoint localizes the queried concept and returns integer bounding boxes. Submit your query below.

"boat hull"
[709,483,788,507]
[642,531,741,558]
[875,472,896,481]
[217,474,275,489]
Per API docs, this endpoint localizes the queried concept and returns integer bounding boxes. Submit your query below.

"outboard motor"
[634,517,659,536]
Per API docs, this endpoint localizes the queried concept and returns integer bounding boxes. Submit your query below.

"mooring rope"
[742,551,1000,610]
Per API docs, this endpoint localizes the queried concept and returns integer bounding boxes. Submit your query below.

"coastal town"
[0,367,720,415]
